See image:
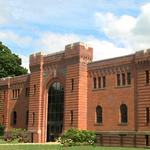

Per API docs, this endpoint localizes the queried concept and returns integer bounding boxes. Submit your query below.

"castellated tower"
[27,42,93,143]
[28,52,44,143]
[64,42,93,130]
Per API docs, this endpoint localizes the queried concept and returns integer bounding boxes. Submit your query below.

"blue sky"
[1,0,150,70]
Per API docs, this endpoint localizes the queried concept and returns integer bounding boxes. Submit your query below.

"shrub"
[0,124,5,136]
[60,128,96,146]
[4,128,30,143]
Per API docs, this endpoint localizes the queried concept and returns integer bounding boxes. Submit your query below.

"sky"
[1,0,150,70]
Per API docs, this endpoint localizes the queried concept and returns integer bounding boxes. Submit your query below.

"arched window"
[96,106,102,123]
[13,111,17,125]
[47,81,64,141]
[120,104,128,123]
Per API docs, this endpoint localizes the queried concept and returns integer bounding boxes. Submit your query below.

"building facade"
[0,42,150,147]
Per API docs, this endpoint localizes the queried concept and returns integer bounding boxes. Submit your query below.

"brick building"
[0,42,150,147]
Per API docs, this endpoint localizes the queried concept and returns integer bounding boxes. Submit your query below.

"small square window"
[93,77,97,89]
[122,73,126,86]
[146,70,149,84]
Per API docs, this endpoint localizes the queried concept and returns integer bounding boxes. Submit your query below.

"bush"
[0,124,5,136]
[4,128,30,143]
[59,128,96,146]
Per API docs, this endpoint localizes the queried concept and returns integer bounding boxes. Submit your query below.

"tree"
[0,41,28,78]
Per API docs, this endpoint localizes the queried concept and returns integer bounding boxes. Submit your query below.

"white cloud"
[19,54,29,71]
[0,1,11,25]
[38,32,81,53]
[0,30,133,71]
[95,12,136,36]
[86,38,132,61]
[95,2,150,50]
[37,32,132,61]
[0,31,33,47]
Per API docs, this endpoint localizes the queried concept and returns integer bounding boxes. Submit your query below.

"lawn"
[0,144,148,150]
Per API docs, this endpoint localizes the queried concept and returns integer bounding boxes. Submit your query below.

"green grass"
[0,145,148,150]
[0,138,18,144]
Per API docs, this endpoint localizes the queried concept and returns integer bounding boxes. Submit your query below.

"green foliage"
[4,128,30,143]
[0,124,5,136]
[0,41,28,78]
[59,128,96,147]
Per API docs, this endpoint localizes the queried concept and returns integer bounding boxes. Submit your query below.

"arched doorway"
[47,81,64,141]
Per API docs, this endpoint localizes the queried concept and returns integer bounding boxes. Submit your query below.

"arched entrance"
[47,81,64,141]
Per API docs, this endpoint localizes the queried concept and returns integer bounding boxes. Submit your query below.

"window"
[122,73,126,86]
[15,89,17,98]
[117,74,121,86]
[146,107,150,124]
[93,76,106,89]
[98,77,101,88]
[96,106,102,124]
[146,70,149,84]
[13,90,15,99]
[127,72,131,85]
[25,88,30,97]
[93,77,97,89]
[102,76,106,88]
[26,111,29,125]
[12,89,20,99]
[145,135,149,146]
[47,82,64,137]
[71,79,74,91]
[1,115,4,125]
[120,104,128,123]
[32,112,35,126]
[13,111,17,125]
[18,89,20,96]
[70,110,73,125]
[3,91,5,101]
[117,72,131,87]
[33,85,36,95]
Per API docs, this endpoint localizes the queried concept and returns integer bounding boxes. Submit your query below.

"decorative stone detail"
[89,64,131,77]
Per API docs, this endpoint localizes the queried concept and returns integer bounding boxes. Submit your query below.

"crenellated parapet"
[65,42,93,63]
[135,49,150,68]
[0,77,11,88]
[29,52,44,72]
[0,74,30,89]
[43,51,64,64]
[88,64,132,77]
[88,54,134,77]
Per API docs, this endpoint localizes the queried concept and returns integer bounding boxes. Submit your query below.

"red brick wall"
[28,52,44,143]
[64,43,93,130]
[87,55,136,132]
[135,50,150,131]
[0,75,29,130]
[0,43,150,147]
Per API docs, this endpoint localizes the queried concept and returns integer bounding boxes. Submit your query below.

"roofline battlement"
[65,42,92,50]
[44,51,64,58]
[0,76,12,80]
[64,42,93,60]
[0,74,30,86]
[135,48,150,57]
[30,52,44,58]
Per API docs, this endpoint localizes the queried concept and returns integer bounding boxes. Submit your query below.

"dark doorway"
[31,133,34,143]
[145,135,149,146]
[47,82,64,141]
